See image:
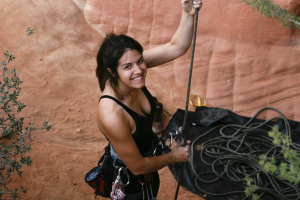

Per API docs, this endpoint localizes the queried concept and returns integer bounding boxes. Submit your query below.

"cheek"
[142,64,148,72]
[118,71,132,81]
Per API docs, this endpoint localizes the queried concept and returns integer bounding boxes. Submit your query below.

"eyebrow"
[122,56,143,67]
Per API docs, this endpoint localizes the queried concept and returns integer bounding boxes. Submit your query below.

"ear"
[107,68,116,78]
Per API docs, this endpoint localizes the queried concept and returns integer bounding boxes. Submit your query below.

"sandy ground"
[0,0,204,199]
[1,0,299,199]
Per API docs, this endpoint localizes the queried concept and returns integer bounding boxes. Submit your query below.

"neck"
[117,86,139,102]
[104,82,138,101]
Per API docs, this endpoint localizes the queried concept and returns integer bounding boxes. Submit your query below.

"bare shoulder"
[96,97,131,140]
[97,98,126,128]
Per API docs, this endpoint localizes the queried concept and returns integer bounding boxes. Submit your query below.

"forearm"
[130,152,176,175]
[169,11,195,56]
[144,11,195,68]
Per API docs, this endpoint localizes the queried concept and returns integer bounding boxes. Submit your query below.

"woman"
[95,0,203,199]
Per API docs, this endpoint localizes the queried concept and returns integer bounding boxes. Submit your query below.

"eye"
[137,57,144,64]
[123,65,131,69]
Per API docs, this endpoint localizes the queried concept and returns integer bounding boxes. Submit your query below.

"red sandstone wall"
[75,0,300,121]
[0,0,299,199]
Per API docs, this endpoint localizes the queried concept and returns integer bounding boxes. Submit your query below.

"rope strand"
[182,8,200,133]
[174,7,200,200]
[189,107,300,200]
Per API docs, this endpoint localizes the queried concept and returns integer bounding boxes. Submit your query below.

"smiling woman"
[117,50,147,90]
[119,50,146,86]
[94,1,203,199]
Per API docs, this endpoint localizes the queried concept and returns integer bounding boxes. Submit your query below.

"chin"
[135,82,146,89]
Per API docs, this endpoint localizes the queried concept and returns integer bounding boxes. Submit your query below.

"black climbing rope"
[182,8,200,134]
[189,107,300,200]
[174,7,200,200]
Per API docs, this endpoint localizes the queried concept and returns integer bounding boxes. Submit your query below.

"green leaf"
[26,27,34,36]
[1,28,53,199]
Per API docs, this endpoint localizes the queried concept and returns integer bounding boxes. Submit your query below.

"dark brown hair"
[96,33,143,96]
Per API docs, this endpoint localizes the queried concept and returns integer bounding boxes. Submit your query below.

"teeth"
[133,76,142,81]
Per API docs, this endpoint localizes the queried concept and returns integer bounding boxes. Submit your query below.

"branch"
[242,0,300,30]
[1,28,34,70]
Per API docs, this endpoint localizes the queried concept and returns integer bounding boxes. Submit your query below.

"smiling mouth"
[131,75,144,81]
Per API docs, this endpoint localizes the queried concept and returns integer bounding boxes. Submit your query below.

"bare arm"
[97,102,189,175]
[144,0,202,68]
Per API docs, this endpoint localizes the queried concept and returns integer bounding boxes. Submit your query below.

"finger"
[185,153,189,162]
[186,146,190,153]
[185,141,191,152]
[174,140,184,148]
[193,0,202,8]
[182,0,190,6]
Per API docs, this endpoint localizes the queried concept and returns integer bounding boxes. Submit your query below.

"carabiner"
[117,167,130,187]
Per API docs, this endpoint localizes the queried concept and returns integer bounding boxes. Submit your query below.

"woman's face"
[116,49,147,90]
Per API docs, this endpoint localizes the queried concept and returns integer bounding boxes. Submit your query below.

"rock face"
[0,0,299,200]
[76,0,300,121]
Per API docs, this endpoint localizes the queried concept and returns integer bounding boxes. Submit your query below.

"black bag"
[167,107,300,200]
[85,144,111,198]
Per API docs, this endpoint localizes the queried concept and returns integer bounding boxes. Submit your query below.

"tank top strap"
[99,95,137,119]
[99,86,154,117]
[141,87,155,116]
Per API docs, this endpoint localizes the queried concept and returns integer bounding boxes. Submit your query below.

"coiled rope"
[189,107,300,200]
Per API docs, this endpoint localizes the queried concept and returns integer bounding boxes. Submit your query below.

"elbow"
[170,43,191,58]
[180,41,193,55]
[127,159,150,176]
[180,47,190,56]
[175,48,190,59]
[131,170,142,176]
[129,165,147,176]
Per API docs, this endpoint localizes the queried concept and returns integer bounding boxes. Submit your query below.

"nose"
[134,64,143,73]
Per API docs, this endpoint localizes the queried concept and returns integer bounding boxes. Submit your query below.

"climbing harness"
[110,167,130,200]
[138,173,155,200]
[110,141,160,200]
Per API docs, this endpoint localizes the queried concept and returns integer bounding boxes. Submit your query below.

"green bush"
[242,0,300,30]
[0,28,52,199]
[259,125,300,184]
[245,125,300,200]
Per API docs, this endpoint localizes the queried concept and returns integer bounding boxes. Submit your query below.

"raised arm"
[144,0,202,68]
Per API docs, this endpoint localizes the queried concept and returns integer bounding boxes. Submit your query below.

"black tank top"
[99,86,156,155]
